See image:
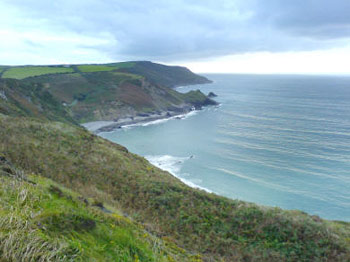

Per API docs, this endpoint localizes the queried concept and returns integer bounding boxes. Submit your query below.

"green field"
[0,66,7,74]
[110,62,136,69]
[2,66,74,79]
[77,65,116,73]
[77,62,136,73]
[112,71,143,79]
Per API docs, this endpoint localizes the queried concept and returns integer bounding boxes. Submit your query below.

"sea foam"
[145,154,212,193]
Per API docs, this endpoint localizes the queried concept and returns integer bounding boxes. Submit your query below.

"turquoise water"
[101,74,350,221]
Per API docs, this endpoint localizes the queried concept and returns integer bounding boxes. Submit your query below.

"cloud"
[1,0,350,64]
[251,0,350,39]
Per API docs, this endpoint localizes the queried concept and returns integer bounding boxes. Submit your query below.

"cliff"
[0,62,216,123]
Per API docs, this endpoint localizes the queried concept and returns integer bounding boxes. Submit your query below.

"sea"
[100,74,350,221]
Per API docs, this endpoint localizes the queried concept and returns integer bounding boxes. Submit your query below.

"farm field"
[2,66,74,80]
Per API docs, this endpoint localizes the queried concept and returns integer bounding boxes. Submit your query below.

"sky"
[1,0,350,74]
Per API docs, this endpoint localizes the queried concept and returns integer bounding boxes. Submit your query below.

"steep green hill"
[1,115,349,262]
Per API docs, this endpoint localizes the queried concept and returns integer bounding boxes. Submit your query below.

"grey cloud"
[252,0,350,39]
[3,0,350,62]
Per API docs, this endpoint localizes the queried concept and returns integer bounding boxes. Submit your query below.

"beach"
[82,107,198,133]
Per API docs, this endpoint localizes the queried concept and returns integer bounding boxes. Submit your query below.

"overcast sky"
[1,0,350,73]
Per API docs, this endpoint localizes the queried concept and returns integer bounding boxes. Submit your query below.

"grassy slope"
[0,79,76,124]
[1,115,350,262]
[0,158,198,262]
[76,62,136,73]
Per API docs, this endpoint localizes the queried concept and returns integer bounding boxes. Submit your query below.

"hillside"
[0,78,76,124]
[1,114,350,261]
[1,63,350,261]
[0,157,198,261]
[117,61,212,88]
[0,62,215,123]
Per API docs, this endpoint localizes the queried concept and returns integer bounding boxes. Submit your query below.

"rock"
[78,196,89,206]
[0,156,7,163]
[0,156,32,182]
[0,90,7,100]
[208,92,218,98]
[137,113,150,117]
[311,215,322,223]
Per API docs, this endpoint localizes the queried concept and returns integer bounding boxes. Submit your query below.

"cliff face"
[0,62,216,123]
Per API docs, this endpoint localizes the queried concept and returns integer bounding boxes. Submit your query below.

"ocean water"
[100,74,350,221]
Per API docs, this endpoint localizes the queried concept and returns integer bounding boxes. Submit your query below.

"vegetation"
[109,62,136,69]
[77,65,117,72]
[181,90,218,108]
[0,79,76,124]
[118,61,212,88]
[0,158,197,261]
[1,115,349,261]
[22,70,214,123]
[0,62,214,123]
[2,66,74,79]
[1,62,348,261]
[77,62,136,73]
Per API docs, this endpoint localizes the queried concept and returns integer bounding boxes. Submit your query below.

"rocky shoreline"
[82,107,198,133]
[82,91,219,133]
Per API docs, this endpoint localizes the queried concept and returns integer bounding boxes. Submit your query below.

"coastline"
[83,107,217,194]
[145,154,213,194]
[82,107,199,133]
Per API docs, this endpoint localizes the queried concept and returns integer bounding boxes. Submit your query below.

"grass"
[112,71,143,80]
[0,159,198,261]
[109,62,136,69]
[1,115,350,261]
[77,65,116,73]
[2,66,74,80]
[77,62,136,73]
[116,61,211,88]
